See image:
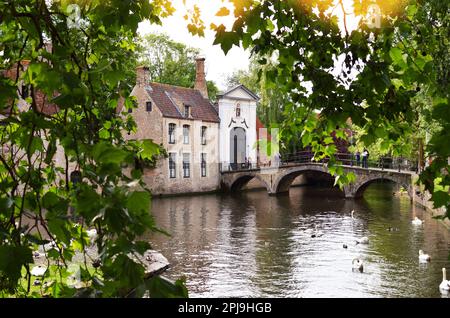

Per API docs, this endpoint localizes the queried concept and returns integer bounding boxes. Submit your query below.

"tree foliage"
[138,33,219,100]
[0,0,187,297]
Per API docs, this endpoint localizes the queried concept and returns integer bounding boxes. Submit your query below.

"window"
[168,123,176,144]
[183,125,190,144]
[201,153,207,177]
[184,105,190,118]
[146,101,152,112]
[236,103,241,117]
[169,153,176,178]
[183,153,190,178]
[201,126,207,145]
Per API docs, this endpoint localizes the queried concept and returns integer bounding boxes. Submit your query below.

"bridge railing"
[220,152,418,173]
[281,152,417,172]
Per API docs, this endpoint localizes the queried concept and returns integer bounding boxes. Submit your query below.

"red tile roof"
[145,83,219,123]
[1,62,58,115]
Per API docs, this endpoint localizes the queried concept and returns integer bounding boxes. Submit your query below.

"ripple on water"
[148,184,450,297]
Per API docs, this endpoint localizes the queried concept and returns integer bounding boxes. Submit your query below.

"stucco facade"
[218,85,259,170]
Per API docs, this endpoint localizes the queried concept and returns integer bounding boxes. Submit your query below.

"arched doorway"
[230,127,246,169]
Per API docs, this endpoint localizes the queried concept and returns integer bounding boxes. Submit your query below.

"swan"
[31,265,47,277]
[356,236,369,245]
[419,250,431,262]
[412,217,423,226]
[352,259,364,272]
[439,268,450,293]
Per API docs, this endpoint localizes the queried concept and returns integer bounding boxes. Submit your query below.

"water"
[147,182,450,298]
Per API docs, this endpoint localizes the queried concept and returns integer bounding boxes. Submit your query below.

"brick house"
[125,59,221,195]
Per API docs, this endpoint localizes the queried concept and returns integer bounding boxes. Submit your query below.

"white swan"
[31,265,47,277]
[419,250,431,262]
[439,268,450,293]
[352,259,364,272]
[412,217,423,226]
[356,236,369,245]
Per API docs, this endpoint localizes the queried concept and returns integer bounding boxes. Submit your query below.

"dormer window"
[236,103,241,117]
[146,101,152,112]
[184,105,190,118]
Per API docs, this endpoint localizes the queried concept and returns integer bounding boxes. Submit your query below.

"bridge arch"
[350,174,413,199]
[222,172,272,193]
[272,165,345,196]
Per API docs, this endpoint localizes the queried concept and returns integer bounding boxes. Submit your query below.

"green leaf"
[389,47,407,69]
[127,191,150,215]
[213,25,240,55]
[0,246,33,287]
[146,276,188,298]
[431,191,450,208]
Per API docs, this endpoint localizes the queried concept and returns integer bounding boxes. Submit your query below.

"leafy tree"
[0,0,188,297]
[138,33,219,101]
[212,0,450,217]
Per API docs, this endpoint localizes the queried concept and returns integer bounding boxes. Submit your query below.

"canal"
[147,182,450,298]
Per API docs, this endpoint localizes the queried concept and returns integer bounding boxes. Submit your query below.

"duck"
[352,259,364,272]
[387,227,400,232]
[419,250,431,262]
[439,268,450,293]
[356,236,369,245]
[343,244,348,249]
[412,217,423,226]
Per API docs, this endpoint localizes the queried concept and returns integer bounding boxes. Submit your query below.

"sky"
[138,0,244,90]
[137,0,361,90]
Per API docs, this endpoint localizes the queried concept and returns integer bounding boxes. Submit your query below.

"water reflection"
[146,182,450,297]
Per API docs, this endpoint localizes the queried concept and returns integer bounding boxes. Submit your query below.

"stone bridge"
[220,163,414,198]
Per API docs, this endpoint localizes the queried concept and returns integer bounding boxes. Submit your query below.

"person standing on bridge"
[362,148,369,168]
[355,150,361,167]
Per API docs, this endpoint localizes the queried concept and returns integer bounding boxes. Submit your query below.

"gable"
[218,85,259,101]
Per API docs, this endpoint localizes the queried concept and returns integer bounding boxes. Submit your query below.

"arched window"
[168,123,176,144]
[236,103,241,117]
[183,125,190,144]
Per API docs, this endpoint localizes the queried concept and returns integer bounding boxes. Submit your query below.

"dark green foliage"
[0,0,187,298]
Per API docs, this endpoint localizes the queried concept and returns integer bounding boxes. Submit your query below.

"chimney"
[136,65,150,87]
[194,57,208,99]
